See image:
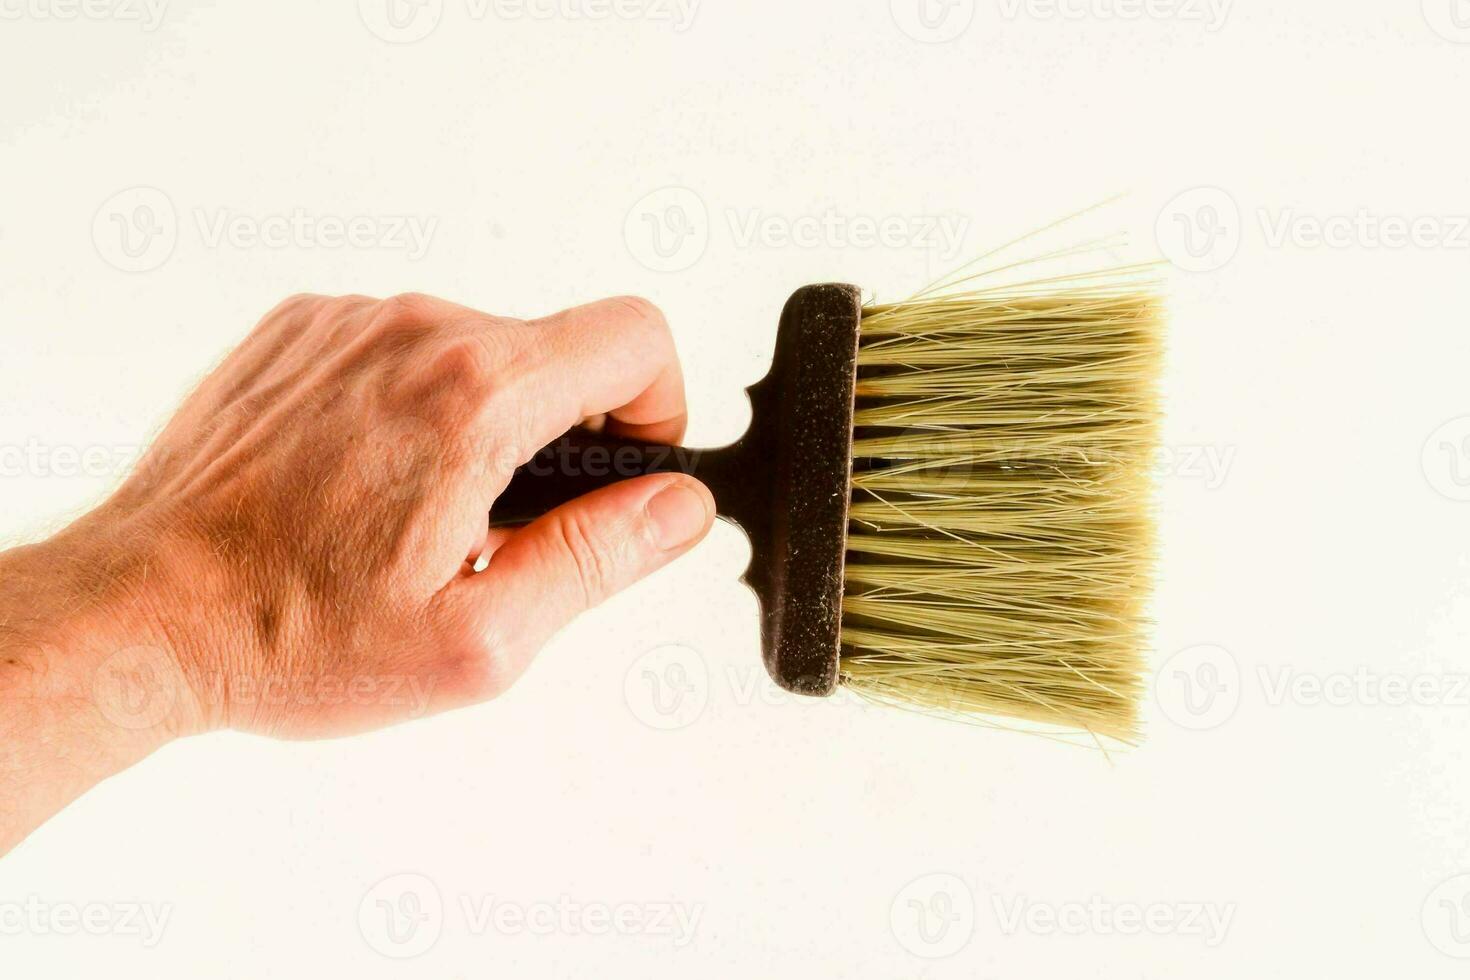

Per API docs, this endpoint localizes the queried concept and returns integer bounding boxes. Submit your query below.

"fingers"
[282,290,694,600]
[520,296,688,450]
[342,291,688,465]
[436,473,714,694]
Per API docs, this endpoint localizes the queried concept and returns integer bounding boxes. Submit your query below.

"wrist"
[0,517,215,854]
[0,517,210,754]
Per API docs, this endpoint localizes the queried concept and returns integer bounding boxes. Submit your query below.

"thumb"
[443,473,715,690]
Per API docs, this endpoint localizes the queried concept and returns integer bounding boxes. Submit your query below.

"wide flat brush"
[490,275,1162,741]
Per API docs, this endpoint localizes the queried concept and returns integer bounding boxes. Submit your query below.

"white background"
[4,0,1470,976]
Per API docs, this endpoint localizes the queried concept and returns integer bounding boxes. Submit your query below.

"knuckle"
[261,292,327,326]
[280,291,328,312]
[608,294,668,333]
[311,294,377,333]
[430,337,496,392]
[368,293,436,342]
[322,293,376,317]
[388,290,436,310]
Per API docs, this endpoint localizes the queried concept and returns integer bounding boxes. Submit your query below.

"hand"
[0,292,715,851]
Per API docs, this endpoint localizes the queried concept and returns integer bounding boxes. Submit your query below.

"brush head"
[837,278,1162,742]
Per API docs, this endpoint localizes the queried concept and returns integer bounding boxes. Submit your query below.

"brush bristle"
[838,274,1162,743]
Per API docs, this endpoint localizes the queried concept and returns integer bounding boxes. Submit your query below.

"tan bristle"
[838,275,1163,743]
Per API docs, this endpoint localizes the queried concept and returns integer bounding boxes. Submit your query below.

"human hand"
[2,292,715,752]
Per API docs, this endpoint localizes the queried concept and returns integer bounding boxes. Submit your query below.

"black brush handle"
[489,429,748,527]
[487,283,863,698]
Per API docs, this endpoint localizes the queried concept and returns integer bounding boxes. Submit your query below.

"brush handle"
[489,428,751,528]
[488,283,863,698]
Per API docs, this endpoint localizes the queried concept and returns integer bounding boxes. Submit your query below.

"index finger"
[513,295,689,450]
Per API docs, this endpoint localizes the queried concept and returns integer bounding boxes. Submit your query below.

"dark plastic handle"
[489,429,724,526]
[487,283,863,698]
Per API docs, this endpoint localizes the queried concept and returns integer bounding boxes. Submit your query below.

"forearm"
[0,524,200,856]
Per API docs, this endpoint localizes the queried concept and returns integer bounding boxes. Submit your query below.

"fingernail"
[646,482,710,550]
